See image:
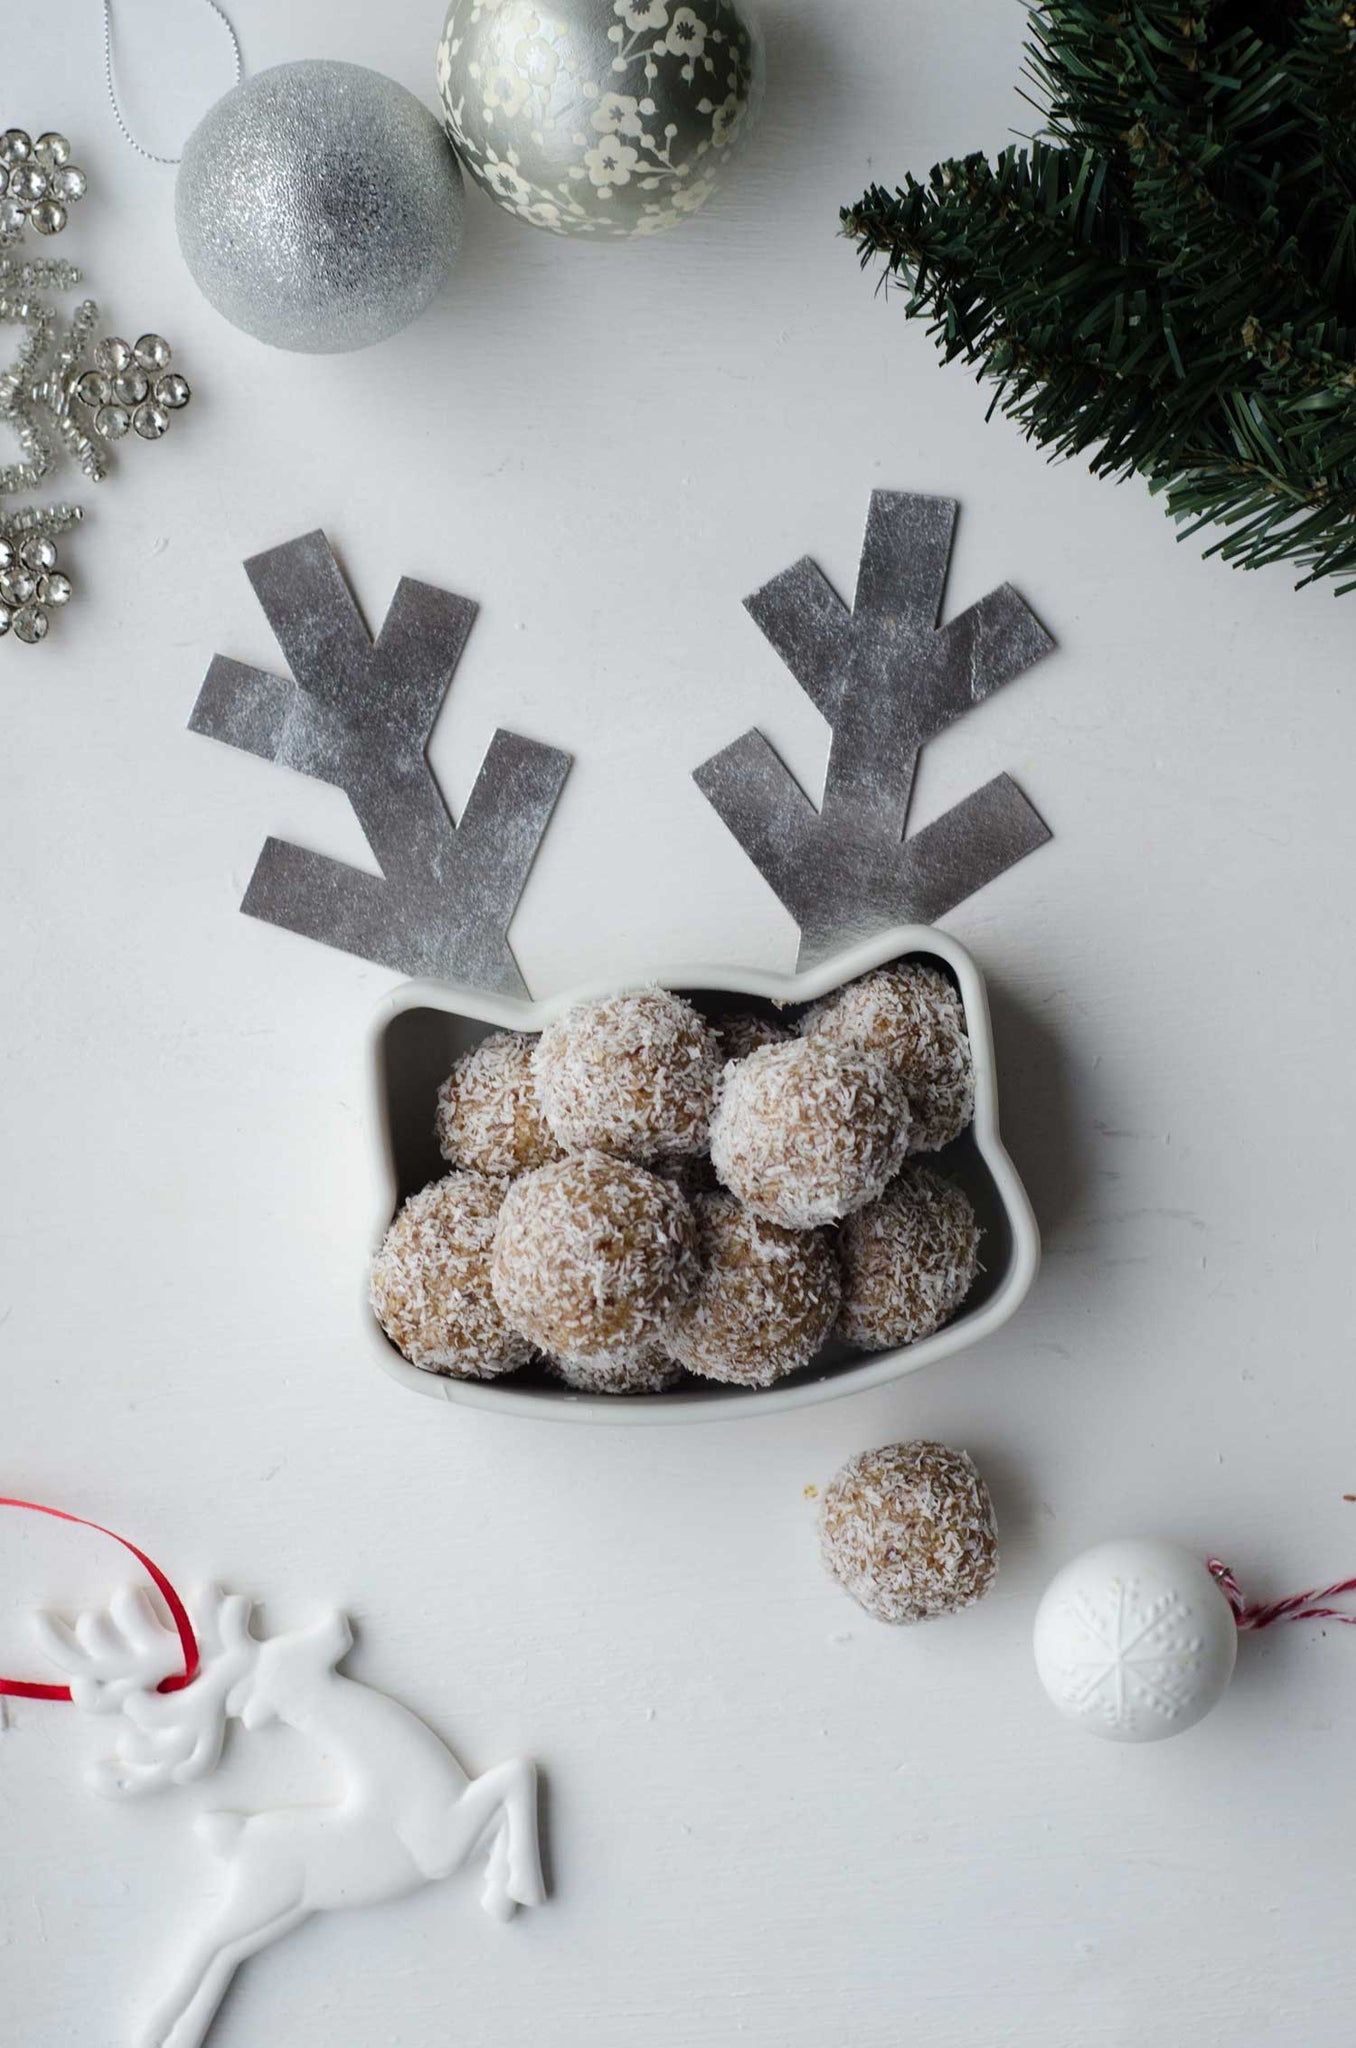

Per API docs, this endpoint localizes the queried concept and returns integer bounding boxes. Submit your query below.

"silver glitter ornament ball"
[437,0,763,238]
[175,62,464,354]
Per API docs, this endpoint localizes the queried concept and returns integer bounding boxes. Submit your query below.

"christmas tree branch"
[844,0,1356,589]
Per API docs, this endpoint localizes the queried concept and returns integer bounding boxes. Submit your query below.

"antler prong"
[30,1608,87,1675]
[109,1584,171,1655]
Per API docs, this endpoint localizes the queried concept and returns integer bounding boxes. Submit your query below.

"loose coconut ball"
[715,1010,791,1063]
[710,1039,911,1229]
[370,1173,532,1378]
[668,1192,842,1388]
[548,1346,686,1396]
[838,1167,980,1351]
[532,988,721,1161]
[818,1440,998,1624]
[801,963,974,1152]
[435,1030,563,1178]
[492,1150,699,1358]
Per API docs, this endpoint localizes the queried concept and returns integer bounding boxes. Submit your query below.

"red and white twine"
[1208,1559,1356,1631]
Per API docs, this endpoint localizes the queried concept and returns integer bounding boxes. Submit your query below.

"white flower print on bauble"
[583,136,639,186]
[591,90,646,137]
[663,7,707,72]
[616,0,669,29]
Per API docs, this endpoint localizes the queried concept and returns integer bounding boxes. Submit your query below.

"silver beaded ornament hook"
[102,0,243,167]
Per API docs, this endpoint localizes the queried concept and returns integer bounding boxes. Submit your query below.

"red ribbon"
[1208,1558,1356,1631]
[0,1498,199,1701]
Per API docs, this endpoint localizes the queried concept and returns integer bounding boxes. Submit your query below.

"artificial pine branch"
[844,0,1356,591]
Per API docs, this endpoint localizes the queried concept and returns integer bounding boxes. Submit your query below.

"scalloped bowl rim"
[364,923,1040,1424]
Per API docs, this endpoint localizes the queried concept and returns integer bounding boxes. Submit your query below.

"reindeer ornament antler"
[695,492,1056,966]
[189,531,572,998]
[4,1504,545,2048]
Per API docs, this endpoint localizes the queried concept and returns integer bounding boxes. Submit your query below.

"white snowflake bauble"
[1033,1538,1238,1743]
[436,0,763,239]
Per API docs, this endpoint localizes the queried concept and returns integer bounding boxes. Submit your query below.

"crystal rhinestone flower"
[73,333,190,444]
[0,527,74,644]
[0,132,88,244]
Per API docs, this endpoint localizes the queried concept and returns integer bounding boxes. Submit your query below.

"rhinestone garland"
[0,133,193,649]
[73,333,191,450]
[0,520,78,643]
[0,131,87,244]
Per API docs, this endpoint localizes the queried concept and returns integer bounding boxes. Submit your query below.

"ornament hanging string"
[0,1497,199,1700]
[1208,1558,1356,1631]
[102,0,242,166]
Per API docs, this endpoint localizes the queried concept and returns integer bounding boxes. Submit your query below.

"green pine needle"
[843,0,1356,591]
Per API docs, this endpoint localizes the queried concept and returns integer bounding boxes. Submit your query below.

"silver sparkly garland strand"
[34,298,105,481]
[102,0,242,166]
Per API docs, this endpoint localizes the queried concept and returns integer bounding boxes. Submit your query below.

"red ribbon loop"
[0,1498,199,1701]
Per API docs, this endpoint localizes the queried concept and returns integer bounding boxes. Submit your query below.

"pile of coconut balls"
[370,962,983,1397]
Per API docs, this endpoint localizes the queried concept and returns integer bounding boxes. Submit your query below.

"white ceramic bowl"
[365,925,1039,1424]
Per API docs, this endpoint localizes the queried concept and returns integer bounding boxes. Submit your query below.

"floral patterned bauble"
[436,0,763,238]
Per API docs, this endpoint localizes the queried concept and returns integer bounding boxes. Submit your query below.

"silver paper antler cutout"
[694,492,1056,967]
[189,531,571,998]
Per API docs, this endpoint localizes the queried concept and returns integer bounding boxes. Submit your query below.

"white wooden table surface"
[6,3,1356,2043]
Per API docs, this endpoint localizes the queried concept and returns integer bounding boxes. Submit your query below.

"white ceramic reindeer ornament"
[32,1581,545,2048]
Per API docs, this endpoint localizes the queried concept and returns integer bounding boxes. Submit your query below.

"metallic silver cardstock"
[694,492,1056,967]
[189,530,571,999]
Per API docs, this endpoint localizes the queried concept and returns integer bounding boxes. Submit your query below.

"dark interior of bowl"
[375,954,1014,1400]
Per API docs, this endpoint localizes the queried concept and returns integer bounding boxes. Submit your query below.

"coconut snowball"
[714,1010,791,1063]
[710,1039,911,1229]
[435,1030,563,1178]
[837,1166,980,1351]
[531,988,721,1161]
[492,1150,699,1358]
[667,1192,842,1388]
[801,963,974,1152]
[818,1440,998,1624]
[547,1345,686,1395]
[370,1173,533,1378]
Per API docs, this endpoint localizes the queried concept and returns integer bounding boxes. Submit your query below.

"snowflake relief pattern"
[1048,1576,1209,1735]
[437,0,761,238]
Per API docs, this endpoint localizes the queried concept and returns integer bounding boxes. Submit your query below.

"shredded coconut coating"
[547,1345,686,1395]
[492,1150,700,1357]
[710,1039,911,1228]
[532,988,721,1160]
[667,1192,842,1388]
[837,1166,980,1351]
[370,1173,533,1378]
[801,963,974,1152]
[435,1030,564,1178]
[714,1010,791,1063]
[818,1441,998,1624]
